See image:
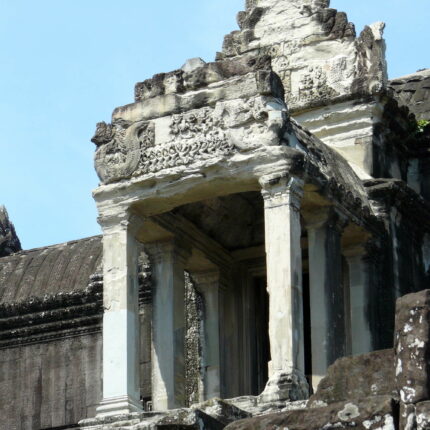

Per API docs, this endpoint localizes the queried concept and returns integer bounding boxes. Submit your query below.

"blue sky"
[0,0,428,250]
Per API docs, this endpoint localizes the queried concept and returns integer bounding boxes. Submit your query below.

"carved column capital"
[145,239,192,266]
[363,238,382,263]
[327,209,349,234]
[342,244,367,259]
[302,207,331,230]
[259,175,304,211]
[190,269,228,293]
[98,209,145,237]
[190,270,220,286]
[303,206,348,234]
[342,235,379,261]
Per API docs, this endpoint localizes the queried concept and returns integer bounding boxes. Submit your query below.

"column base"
[96,395,143,418]
[259,370,309,403]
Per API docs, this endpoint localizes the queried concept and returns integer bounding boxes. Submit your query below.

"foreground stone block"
[417,401,430,430]
[400,403,417,430]
[308,349,396,407]
[225,396,397,430]
[395,290,430,404]
[80,400,250,429]
[154,408,224,429]
[192,399,251,426]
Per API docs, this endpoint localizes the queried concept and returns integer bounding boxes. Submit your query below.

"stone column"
[305,209,346,391]
[96,212,143,418]
[191,270,224,401]
[259,176,308,402]
[344,245,372,356]
[147,241,190,411]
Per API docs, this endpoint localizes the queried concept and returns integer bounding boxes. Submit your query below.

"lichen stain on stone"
[337,402,360,421]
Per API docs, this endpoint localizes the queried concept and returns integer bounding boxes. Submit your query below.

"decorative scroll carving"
[94,121,154,183]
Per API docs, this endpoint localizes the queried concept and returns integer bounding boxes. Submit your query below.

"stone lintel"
[93,146,302,217]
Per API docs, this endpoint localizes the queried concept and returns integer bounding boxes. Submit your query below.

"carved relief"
[94,108,237,182]
[94,121,152,183]
[138,108,233,175]
[91,122,114,147]
[285,64,341,107]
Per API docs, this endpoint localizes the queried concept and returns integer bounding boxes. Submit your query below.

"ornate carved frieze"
[93,106,238,183]
[137,108,233,176]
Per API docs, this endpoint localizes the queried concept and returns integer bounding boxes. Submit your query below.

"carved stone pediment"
[92,88,288,185]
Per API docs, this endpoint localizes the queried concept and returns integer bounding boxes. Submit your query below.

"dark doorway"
[302,271,313,393]
[249,276,271,395]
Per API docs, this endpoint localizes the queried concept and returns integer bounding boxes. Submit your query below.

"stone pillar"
[147,241,190,411]
[191,271,224,401]
[259,176,308,402]
[96,212,143,418]
[305,210,346,391]
[344,245,373,356]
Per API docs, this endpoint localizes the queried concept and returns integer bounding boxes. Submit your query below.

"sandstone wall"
[0,333,102,430]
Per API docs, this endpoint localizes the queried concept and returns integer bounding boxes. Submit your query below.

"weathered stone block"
[192,399,251,426]
[395,290,430,404]
[400,403,417,430]
[154,408,224,429]
[308,349,396,407]
[417,401,430,430]
[225,396,397,430]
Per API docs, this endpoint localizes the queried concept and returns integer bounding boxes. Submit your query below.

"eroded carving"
[138,108,233,176]
[94,121,151,183]
[91,122,114,147]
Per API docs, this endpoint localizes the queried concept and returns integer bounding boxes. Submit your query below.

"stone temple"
[1,1,430,429]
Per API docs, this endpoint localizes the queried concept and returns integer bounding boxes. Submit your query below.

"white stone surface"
[96,214,142,417]
[260,176,305,377]
[294,100,385,178]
